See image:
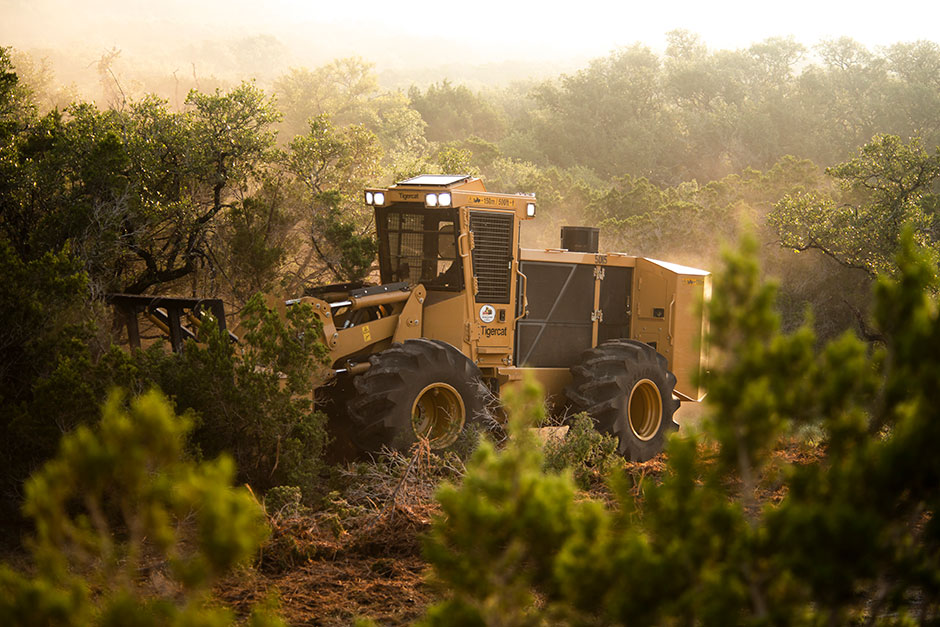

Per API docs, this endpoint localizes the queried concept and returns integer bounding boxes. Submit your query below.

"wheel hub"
[628,378,663,442]
[411,382,466,448]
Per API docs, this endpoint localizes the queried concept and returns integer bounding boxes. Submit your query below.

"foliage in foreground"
[0,390,282,626]
[421,231,940,625]
[1,286,331,514]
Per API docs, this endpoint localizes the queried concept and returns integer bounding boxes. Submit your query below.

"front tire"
[346,339,489,453]
[565,339,679,461]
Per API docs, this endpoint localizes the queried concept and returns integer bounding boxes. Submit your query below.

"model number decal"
[470,196,515,208]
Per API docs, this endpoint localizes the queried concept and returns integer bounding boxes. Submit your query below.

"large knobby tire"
[346,339,489,453]
[566,339,680,462]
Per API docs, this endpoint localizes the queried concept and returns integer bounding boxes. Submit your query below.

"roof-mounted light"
[364,191,374,205]
[425,193,438,207]
[438,192,452,207]
[526,202,536,217]
[374,191,385,206]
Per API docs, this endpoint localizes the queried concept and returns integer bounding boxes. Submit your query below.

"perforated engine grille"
[470,210,514,304]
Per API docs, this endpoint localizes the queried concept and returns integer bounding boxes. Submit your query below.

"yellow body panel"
[633,259,709,401]
[422,291,469,354]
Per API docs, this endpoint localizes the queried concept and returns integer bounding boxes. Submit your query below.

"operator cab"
[368,175,474,292]
[364,174,535,296]
[378,207,463,291]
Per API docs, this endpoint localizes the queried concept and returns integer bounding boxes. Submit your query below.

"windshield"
[375,206,463,291]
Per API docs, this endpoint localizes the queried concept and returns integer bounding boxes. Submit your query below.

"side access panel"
[514,261,595,367]
[632,259,671,359]
[466,209,518,367]
[598,266,633,344]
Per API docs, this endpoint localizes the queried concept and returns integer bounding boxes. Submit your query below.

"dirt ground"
[215,429,822,625]
[217,500,438,626]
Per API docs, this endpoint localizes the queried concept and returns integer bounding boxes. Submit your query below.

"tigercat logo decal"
[483,327,507,337]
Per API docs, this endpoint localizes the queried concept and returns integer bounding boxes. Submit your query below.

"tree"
[748,36,806,87]
[142,295,331,494]
[273,58,380,139]
[287,114,381,196]
[209,174,299,303]
[408,80,506,143]
[0,240,98,513]
[368,91,431,178]
[797,38,888,165]
[771,134,940,278]
[884,41,940,144]
[0,47,30,131]
[531,44,676,181]
[305,191,378,283]
[0,78,283,298]
[119,83,281,295]
[287,114,381,284]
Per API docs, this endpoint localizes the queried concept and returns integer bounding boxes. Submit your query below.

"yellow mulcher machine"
[112,174,709,461]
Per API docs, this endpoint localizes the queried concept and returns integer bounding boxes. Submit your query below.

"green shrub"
[0,389,282,626]
[542,413,621,489]
[145,295,331,496]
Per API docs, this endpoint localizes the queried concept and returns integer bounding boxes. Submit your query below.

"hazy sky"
[3,0,940,74]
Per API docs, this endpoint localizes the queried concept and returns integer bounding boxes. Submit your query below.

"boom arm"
[304,283,429,372]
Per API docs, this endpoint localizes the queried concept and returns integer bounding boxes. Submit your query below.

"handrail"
[667,295,676,346]
[457,231,471,258]
[514,266,529,323]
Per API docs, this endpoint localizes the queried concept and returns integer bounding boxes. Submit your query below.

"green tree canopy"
[408,79,506,143]
[0,79,283,297]
[771,134,940,277]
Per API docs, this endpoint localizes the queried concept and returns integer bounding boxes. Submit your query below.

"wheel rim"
[628,379,663,442]
[411,383,466,448]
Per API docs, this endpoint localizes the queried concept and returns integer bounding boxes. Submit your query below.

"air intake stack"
[560,226,599,253]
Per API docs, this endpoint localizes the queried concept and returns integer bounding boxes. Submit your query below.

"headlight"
[365,191,374,205]
[526,202,536,217]
[438,192,452,207]
[426,193,438,207]
[374,192,385,205]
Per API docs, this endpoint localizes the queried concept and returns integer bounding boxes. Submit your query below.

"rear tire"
[565,339,679,462]
[347,339,489,453]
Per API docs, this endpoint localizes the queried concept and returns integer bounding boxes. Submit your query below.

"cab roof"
[396,174,473,187]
